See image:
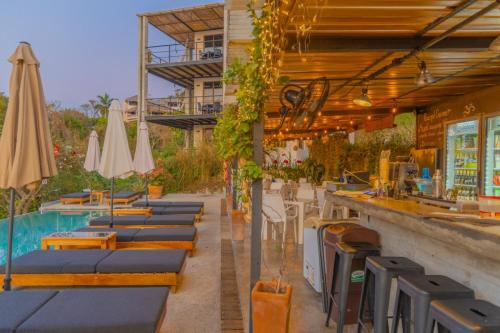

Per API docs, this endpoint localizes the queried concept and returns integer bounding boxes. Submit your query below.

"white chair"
[296,188,316,215]
[299,182,313,190]
[270,182,283,192]
[262,194,298,244]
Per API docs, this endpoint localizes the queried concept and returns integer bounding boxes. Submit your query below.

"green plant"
[150,174,165,187]
[300,158,325,184]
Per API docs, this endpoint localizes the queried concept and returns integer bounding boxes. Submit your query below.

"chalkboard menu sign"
[417,86,500,149]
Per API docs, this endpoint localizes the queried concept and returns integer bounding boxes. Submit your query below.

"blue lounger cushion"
[133,201,204,208]
[97,250,187,273]
[89,216,147,226]
[15,287,169,333]
[152,206,201,215]
[61,192,90,199]
[0,290,56,333]
[0,250,112,274]
[77,227,140,242]
[146,215,195,226]
[133,227,196,242]
[111,191,140,199]
[1,250,186,275]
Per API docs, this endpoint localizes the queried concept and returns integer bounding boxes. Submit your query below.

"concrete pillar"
[137,15,148,123]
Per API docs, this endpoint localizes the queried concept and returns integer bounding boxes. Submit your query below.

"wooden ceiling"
[141,3,224,44]
[264,0,500,137]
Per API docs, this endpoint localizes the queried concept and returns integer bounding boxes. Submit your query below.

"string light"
[367,115,372,120]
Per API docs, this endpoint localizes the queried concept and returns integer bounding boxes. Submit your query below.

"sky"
[0,0,214,108]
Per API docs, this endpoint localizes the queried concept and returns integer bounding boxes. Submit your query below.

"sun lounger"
[0,249,186,292]
[77,227,197,256]
[0,287,168,333]
[60,192,90,205]
[113,207,153,216]
[88,215,196,228]
[133,201,205,214]
[106,191,142,204]
[150,206,203,221]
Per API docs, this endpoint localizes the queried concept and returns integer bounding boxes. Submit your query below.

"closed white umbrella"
[84,130,100,172]
[0,42,57,290]
[84,130,100,204]
[98,100,134,226]
[133,122,155,205]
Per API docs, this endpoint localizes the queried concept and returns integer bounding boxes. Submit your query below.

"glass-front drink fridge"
[445,119,479,201]
[483,115,500,196]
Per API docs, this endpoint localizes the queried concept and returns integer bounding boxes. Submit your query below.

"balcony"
[146,41,224,88]
[145,95,223,130]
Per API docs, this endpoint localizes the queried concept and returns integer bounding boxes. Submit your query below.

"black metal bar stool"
[427,299,500,333]
[325,242,380,333]
[391,275,475,333]
[357,256,425,333]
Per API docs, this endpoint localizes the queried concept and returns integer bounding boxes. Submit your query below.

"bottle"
[433,169,443,199]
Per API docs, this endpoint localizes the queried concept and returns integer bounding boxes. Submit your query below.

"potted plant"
[252,280,293,333]
[148,174,165,199]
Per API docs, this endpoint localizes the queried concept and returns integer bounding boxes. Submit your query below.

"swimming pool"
[0,211,102,264]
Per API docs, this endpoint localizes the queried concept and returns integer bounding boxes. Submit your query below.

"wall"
[193,124,215,148]
[417,85,500,149]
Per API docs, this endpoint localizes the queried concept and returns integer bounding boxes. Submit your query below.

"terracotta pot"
[148,185,163,199]
[252,281,293,333]
[231,209,245,241]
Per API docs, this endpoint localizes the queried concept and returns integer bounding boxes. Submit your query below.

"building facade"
[137,1,254,148]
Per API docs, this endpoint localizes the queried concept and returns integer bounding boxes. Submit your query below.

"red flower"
[273,160,278,164]
[296,160,302,164]
[284,160,289,164]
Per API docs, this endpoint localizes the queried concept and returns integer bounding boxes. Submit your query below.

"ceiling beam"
[265,107,412,118]
[285,36,497,52]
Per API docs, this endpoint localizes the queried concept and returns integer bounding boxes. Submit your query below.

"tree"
[0,92,8,135]
[95,93,114,118]
[81,99,99,118]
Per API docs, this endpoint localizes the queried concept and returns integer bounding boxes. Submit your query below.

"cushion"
[133,228,196,242]
[0,250,112,274]
[97,250,187,273]
[0,291,56,333]
[146,215,195,226]
[61,192,90,199]
[89,216,147,226]
[16,287,169,333]
[112,191,140,199]
[158,207,201,215]
[77,228,140,242]
[133,201,203,208]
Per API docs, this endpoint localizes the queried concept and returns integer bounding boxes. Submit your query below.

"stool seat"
[429,299,500,333]
[337,242,380,257]
[366,256,424,274]
[399,275,474,299]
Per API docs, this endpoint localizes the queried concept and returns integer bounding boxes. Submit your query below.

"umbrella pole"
[3,188,15,291]
[110,177,115,228]
[145,174,149,206]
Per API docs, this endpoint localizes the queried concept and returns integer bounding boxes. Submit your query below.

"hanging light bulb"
[353,88,372,107]
[415,61,435,87]
[392,99,399,114]
[490,36,500,52]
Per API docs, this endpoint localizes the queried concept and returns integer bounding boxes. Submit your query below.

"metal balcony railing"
[146,95,223,116]
[147,40,224,65]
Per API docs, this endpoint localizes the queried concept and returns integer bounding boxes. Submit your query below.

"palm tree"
[95,93,114,118]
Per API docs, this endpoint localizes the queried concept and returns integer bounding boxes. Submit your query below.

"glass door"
[484,115,500,196]
[445,119,479,201]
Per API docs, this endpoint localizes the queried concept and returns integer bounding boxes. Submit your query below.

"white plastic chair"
[262,194,298,244]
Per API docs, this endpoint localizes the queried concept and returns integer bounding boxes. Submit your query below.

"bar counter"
[326,192,500,304]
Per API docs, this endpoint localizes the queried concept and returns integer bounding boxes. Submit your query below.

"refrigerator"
[445,119,479,201]
[483,115,500,196]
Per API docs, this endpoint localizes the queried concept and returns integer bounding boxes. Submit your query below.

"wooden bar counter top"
[326,192,500,304]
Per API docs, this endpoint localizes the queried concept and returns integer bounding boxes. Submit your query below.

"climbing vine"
[214,0,286,201]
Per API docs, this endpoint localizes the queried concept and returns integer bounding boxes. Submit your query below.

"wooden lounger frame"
[113,208,153,217]
[60,196,90,205]
[0,264,185,293]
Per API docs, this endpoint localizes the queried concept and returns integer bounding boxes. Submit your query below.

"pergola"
[263,0,500,139]
[247,1,500,331]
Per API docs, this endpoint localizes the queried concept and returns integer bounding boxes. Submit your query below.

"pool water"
[0,211,102,264]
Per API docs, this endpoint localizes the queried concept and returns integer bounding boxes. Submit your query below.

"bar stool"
[357,256,425,333]
[427,299,500,333]
[391,275,474,333]
[325,242,380,333]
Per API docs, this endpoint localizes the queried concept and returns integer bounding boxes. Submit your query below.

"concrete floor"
[159,193,222,333]
[233,223,350,333]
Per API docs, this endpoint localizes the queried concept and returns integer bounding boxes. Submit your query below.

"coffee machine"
[390,162,419,194]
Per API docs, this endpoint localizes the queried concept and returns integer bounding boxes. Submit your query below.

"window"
[204,34,223,48]
[201,81,222,114]
[203,128,214,143]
